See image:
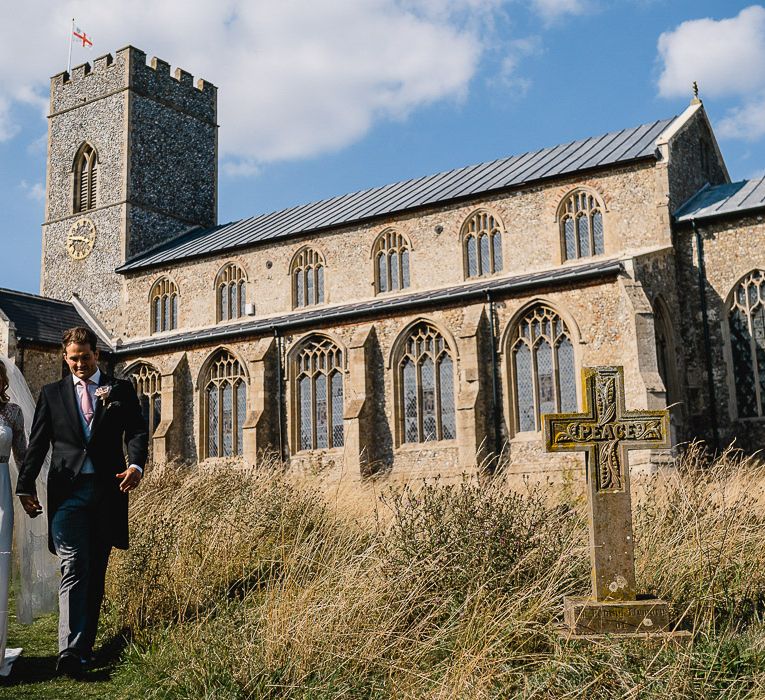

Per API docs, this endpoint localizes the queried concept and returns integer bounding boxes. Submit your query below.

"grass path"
[0,593,139,699]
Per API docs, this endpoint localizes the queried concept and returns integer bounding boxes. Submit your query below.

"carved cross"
[542,366,670,602]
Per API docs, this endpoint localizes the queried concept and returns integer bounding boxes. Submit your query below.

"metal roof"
[0,288,91,347]
[115,258,623,355]
[117,118,675,273]
[674,177,765,222]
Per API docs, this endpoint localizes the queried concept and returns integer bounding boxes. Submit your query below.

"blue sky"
[2,1,764,295]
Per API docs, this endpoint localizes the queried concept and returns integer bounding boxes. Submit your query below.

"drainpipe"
[486,292,502,461]
[272,326,285,461]
[691,218,720,450]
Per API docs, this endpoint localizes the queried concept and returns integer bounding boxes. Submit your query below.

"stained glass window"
[128,363,162,437]
[560,190,604,261]
[510,305,577,432]
[729,270,765,418]
[463,211,504,278]
[291,248,325,308]
[150,278,178,334]
[203,351,248,458]
[216,263,247,323]
[374,230,411,294]
[294,337,344,450]
[397,322,456,443]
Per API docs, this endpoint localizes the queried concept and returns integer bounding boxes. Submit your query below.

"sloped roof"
[0,288,90,347]
[115,257,623,355]
[117,117,675,273]
[674,177,765,222]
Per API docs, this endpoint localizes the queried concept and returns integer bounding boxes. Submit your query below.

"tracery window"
[462,210,503,279]
[203,350,247,458]
[729,270,765,418]
[216,263,247,322]
[294,338,344,451]
[128,363,162,436]
[374,230,411,293]
[560,190,604,261]
[74,142,98,213]
[397,322,456,443]
[509,305,577,432]
[150,277,178,334]
[291,248,325,309]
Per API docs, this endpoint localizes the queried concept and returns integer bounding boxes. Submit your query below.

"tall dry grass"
[104,446,765,699]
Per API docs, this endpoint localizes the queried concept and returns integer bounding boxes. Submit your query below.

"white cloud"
[0,1,509,174]
[718,94,765,141]
[19,180,45,202]
[657,6,765,98]
[497,36,542,96]
[530,0,591,23]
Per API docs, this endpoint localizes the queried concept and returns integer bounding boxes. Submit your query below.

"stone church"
[2,45,765,481]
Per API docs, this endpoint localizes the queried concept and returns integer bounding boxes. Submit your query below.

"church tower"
[41,46,217,334]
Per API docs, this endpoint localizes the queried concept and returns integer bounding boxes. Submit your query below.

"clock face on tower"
[66,218,97,260]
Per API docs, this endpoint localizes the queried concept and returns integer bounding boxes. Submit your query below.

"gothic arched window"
[509,305,577,432]
[128,363,162,435]
[150,277,178,334]
[462,210,503,279]
[291,248,325,309]
[73,142,98,213]
[216,263,247,322]
[374,230,411,293]
[294,337,344,451]
[728,270,765,418]
[202,350,248,458]
[396,322,456,443]
[559,190,604,261]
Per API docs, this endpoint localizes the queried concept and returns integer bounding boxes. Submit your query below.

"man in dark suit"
[17,326,148,677]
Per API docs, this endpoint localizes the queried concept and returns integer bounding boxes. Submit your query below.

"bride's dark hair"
[0,360,8,405]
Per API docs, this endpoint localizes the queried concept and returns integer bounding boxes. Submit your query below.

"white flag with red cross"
[73,26,93,49]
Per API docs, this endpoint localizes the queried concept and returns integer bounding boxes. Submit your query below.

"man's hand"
[116,466,143,493]
[19,494,43,518]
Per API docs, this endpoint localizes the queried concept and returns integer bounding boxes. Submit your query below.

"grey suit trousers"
[51,475,112,656]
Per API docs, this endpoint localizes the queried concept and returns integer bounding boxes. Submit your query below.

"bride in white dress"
[0,360,25,675]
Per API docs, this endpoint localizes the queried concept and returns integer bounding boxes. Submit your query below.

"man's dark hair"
[62,327,99,352]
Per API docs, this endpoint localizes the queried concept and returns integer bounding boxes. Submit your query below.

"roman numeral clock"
[66,217,96,260]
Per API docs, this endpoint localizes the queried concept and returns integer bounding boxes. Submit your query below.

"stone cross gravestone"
[542,366,685,638]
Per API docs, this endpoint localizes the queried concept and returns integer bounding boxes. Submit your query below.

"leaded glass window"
[73,142,97,213]
[203,351,248,458]
[729,270,765,418]
[216,263,247,322]
[560,190,604,261]
[374,230,411,294]
[128,363,162,436]
[294,338,344,450]
[510,305,577,432]
[150,277,179,334]
[292,248,326,308]
[397,322,456,443]
[462,211,503,279]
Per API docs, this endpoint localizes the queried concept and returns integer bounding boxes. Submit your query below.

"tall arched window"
[509,305,577,432]
[216,263,247,322]
[73,142,98,213]
[729,270,765,418]
[294,337,344,450]
[150,277,179,334]
[291,248,325,309]
[559,190,604,261]
[202,350,248,458]
[374,230,411,293]
[128,363,162,436]
[397,322,456,443]
[462,210,503,279]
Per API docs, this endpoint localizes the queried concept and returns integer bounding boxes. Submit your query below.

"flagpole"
[67,18,74,74]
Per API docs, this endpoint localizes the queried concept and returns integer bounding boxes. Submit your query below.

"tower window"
[73,143,98,213]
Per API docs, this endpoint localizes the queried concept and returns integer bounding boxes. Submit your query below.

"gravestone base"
[562,596,687,637]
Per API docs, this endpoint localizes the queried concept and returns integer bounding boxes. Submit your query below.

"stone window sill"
[395,440,457,452]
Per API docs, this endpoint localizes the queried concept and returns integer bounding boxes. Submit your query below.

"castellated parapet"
[50,46,216,125]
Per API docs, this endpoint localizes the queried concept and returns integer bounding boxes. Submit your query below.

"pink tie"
[79,380,94,425]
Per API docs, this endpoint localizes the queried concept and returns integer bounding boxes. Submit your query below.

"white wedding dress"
[0,402,24,675]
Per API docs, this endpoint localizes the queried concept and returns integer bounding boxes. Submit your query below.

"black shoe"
[56,651,84,679]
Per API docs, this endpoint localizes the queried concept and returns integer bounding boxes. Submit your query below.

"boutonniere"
[95,384,115,405]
